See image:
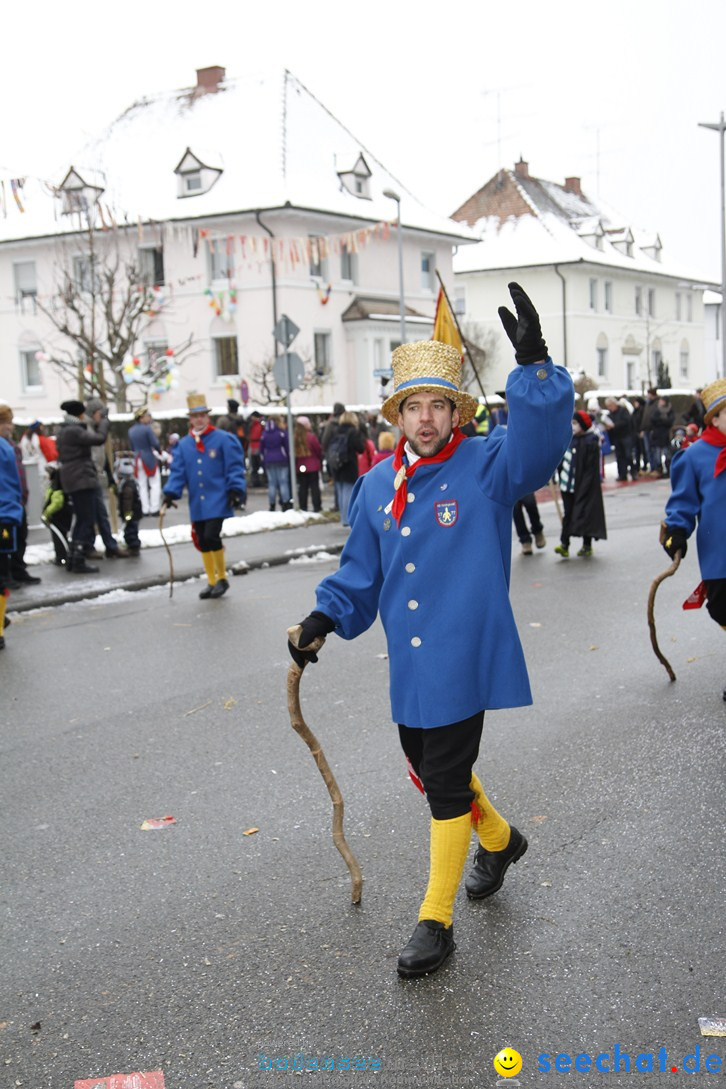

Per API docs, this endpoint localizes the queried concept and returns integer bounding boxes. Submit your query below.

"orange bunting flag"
[432,287,463,355]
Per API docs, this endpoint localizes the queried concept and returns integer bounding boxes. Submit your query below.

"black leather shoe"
[209,578,229,598]
[465,826,528,900]
[396,920,455,979]
[14,571,41,584]
[105,549,129,559]
[199,585,215,599]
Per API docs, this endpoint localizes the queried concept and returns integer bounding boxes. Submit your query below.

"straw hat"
[702,378,726,425]
[186,392,210,414]
[380,340,478,426]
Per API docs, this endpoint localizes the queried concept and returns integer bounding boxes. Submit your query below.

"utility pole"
[698,112,726,379]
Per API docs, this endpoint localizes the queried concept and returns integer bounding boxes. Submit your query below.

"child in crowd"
[555,411,607,559]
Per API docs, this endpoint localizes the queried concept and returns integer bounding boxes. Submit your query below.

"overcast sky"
[3,0,725,280]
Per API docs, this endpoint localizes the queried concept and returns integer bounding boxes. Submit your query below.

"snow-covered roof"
[0,69,475,245]
[452,165,714,284]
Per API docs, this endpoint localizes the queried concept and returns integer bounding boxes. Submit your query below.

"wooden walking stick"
[286,625,363,905]
[647,542,682,682]
[158,507,174,599]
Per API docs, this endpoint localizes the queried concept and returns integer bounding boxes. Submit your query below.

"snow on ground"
[24,509,326,566]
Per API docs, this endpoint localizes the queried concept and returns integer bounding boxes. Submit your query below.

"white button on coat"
[411,637,422,647]
[401,526,411,536]
[405,562,416,573]
[408,600,419,610]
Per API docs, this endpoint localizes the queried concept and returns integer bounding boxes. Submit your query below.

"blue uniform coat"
[164,427,246,521]
[316,360,574,728]
[1,437,23,524]
[665,439,726,579]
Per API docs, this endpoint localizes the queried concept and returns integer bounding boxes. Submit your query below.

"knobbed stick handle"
[646,552,681,682]
[286,625,363,904]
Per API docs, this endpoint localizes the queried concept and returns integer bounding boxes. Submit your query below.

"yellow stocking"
[418,812,472,927]
[201,551,217,587]
[470,772,511,852]
[212,548,227,582]
[0,593,7,636]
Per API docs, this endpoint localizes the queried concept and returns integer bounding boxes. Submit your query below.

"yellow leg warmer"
[0,593,7,637]
[212,548,227,582]
[418,812,472,927]
[201,551,217,586]
[470,772,511,852]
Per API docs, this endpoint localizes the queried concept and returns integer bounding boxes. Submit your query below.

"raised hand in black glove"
[662,525,688,560]
[287,610,336,668]
[498,282,548,365]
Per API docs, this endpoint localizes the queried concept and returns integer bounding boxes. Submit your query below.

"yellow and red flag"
[432,287,463,356]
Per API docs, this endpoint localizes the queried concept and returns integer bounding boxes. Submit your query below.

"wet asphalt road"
[1,478,724,1089]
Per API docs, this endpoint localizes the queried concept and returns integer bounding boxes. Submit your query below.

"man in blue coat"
[662,377,726,700]
[162,393,246,599]
[0,400,24,649]
[288,284,574,978]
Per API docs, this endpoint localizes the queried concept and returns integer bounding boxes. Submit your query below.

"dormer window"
[606,226,635,258]
[337,152,372,200]
[174,147,223,198]
[642,235,663,262]
[58,166,105,217]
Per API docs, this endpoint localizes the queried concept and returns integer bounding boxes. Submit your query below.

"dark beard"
[407,430,451,459]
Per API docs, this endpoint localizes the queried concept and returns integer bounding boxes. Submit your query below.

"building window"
[648,288,656,317]
[686,294,692,322]
[626,360,636,388]
[589,278,598,311]
[73,254,97,293]
[635,286,642,315]
[14,261,37,312]
[184,171,202,193]
[421,252,435,292]
[596,333,608,378]
[314,332,331,376]
[454,286,466,316]
[138,246,165,286]
[20,349,43,390]
[604,281,612,313]
[213,336,239,378]
[679,341,690,378]
[675,292,682,321]
[209,239,235,283]
[340,242,356,283]
[309,236,329,280]
[145,339,169,372]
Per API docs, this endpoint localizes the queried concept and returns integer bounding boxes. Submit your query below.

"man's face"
[92,409,104,424]
[712,405,726,437]
[190,411,210,434]
[398,391,459,458]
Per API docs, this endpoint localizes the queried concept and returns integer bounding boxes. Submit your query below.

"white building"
[451,159,716,393]
[0,67,474,420]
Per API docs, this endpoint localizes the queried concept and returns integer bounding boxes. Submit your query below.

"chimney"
[194,66,226,96]
[514,158,530,180]
[564,176,582,196]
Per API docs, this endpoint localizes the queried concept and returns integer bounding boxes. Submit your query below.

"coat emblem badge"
[434,500,458,527]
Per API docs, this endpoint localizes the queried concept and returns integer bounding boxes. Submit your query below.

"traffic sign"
[273,315,300,348]
[273,351,305,392]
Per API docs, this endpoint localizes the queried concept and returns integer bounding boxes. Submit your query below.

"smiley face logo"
[493,1047,522,1077]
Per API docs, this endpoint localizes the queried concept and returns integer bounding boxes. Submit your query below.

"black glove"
[161,494,177,511]
[288,610,336,668]
[228,489,246,509]
[498,282,548,365]
[662,526,687,560]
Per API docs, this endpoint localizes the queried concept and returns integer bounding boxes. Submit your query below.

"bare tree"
[461,322,499,398]
[248,346,328,406]
[36,219,193,411]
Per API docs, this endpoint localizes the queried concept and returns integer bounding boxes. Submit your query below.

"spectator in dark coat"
[56,400,110,573]
[649,397,675,477]
[328,410,366,526]
[554,411,607,558]
[604,397,637,481]
[640,388,660,471]
[259,416,291,511]
[681,389,705,431]
[294,416,322,513]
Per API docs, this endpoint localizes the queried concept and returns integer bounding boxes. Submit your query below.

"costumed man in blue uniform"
[128,406,162,516]
[661,377,726,701]
[162,392,246,599]
[0,400,24,650]
[287,284,574,978]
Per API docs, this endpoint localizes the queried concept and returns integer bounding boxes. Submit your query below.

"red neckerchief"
[698,424,726,476]
[391,427,467,525]
[190,423,215,453]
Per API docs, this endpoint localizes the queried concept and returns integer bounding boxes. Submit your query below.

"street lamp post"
[383,188,406,347]
[698,112,726,379]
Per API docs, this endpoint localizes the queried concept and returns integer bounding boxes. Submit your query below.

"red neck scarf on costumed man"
[390,427,467,526]
[699,424,726,476]
[190,423,215,453]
